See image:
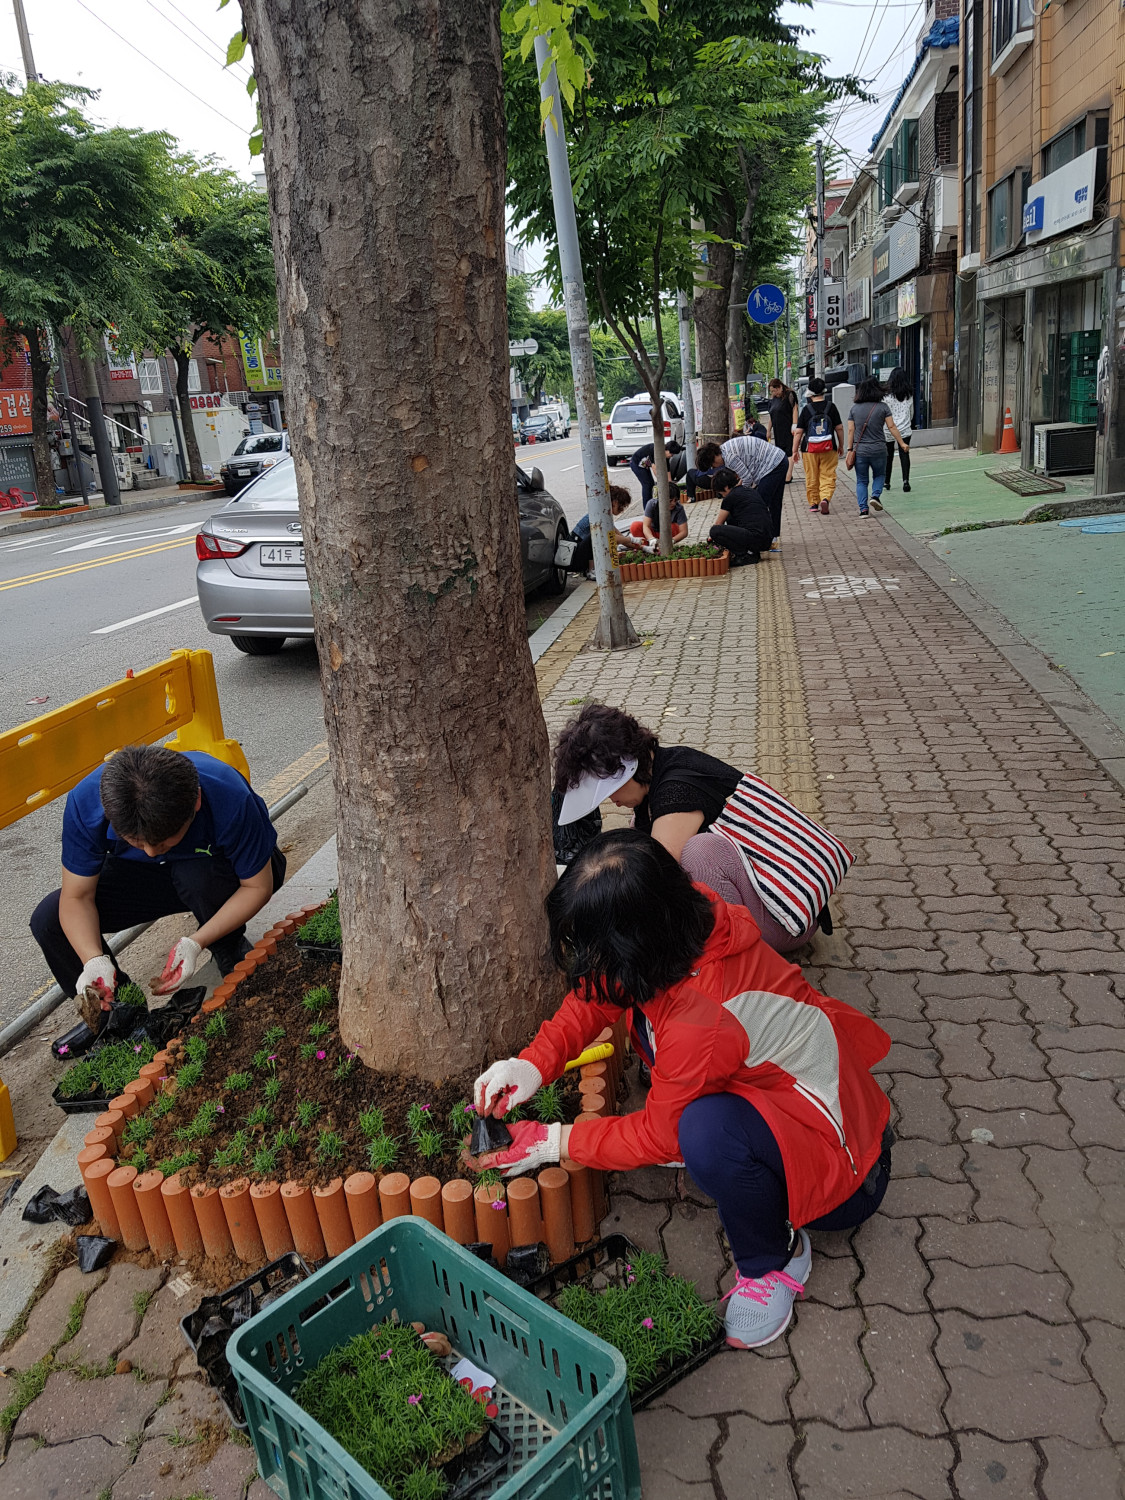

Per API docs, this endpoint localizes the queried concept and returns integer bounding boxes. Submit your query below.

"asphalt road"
[0,447,645,1032]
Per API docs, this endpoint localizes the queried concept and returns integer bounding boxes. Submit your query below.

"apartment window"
[895,119,919,188]
[992,0,1032,58]
[880,150,894,209]
[138,359,163,396]
[1042,112,1109,203]
[987,169,1030,256]
[963,0,983,252]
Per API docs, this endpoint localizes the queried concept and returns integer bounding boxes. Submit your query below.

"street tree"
[0,77,173,503]
[238,0,561,1078]
[146,160,276,484]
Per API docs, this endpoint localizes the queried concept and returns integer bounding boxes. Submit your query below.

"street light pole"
[532,26,637,651]
[12,0,37,81]
[815,141,825,382]
[677,287,697,471]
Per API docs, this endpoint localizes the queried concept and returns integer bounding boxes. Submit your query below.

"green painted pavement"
[876,445,1098,536]
[934,522,1125,735]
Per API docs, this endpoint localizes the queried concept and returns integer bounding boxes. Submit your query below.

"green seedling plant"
[295,1099,320,1129]
[175,1100,219,1142]
[128,1147,150,1173]
[366,1135,399,1173]
[184,1036,207,1066]
[334,1054,355,1081]
[531,1083,563,1125]
[246,1103,272,1131]
[204,1011,228,1039]
[296,891,341,947]
[416,1129,443,1160]
[224,1072,252,1091]
[474,1167,502,1189]
[556,1251,719,1395]
[122,1113,154,1147]
[275,1125,299,1151]
[56,1038,157,1100]
[358,1106,385,1140]
[263,1076,282,1104]
[176,1062,204,1091]
[152,1092,177,1119]
[301,985,332,1013]
[299,1042,318,1061]
[307,1019,330,1041]
[294,1320,485,1497]
[406,1102,435,1142]
[117,981,147,1008]
[262,1024,286,1049]
[315,1128,344,1165]
[156,1151,199,1178]
[211,1131,249,1171]
[252,1143,279,1176]
[448,1100,475,1139]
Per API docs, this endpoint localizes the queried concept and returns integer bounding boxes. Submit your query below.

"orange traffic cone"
[998,406,1020,454]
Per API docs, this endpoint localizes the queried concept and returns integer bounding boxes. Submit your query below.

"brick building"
[956,0,1125,489]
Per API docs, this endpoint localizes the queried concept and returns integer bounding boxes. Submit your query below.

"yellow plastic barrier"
[0,648,250,831]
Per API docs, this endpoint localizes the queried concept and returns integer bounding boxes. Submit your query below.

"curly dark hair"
[553,703,658,795]
[546,829,716,1008]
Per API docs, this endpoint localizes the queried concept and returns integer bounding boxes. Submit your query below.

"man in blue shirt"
[31,744,284,1016]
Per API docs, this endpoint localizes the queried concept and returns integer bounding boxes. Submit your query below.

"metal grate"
[985,467,1066,496]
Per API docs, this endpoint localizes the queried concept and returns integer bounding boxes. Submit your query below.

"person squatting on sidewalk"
[685,442,724,501]
[30,744,285,1028]
[469,831,893,1349]
[708,468,774,568]
[552,702,852,954]
[720,432,788,543]
[629,438,684,505]
[792,377,845,515]
[569,485,632,579]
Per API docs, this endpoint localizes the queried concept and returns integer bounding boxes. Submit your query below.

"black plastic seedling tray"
[51,1083,110,1114]
[296,941,342,962]
[180,1252,313,1431]
[526,1233,726,1412]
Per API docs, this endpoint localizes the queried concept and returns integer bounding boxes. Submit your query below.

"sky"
[0,0,930,263]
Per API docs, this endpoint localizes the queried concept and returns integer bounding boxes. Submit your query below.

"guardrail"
[0,648,249,831]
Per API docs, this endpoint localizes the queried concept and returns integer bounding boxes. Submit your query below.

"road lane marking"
[91,595,199,634]
[57,522,201,553]
[0,537,195,592]
[260,741,331,803]
[562,464,580,471]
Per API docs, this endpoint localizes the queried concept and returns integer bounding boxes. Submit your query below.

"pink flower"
[217,1105,225,1113]
[491,1199,505,1210]
[641,1318,654,1329]
[407,1394,421,1405]
[58,1045,69,1056]
[268,1054,277,1062]
[420,1104,431,1112]
[465,1103,476,1113]
[380,1349,392,1361]
[133,1044,142,1053]
[316,1050,326,1060]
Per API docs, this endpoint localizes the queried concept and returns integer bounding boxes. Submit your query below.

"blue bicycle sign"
[746,284,786,325]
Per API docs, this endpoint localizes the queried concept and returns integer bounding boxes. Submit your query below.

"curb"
[0,488,221,539]
[939,490,1125,536]
[528,580,596,663]
[878,509,1125,794]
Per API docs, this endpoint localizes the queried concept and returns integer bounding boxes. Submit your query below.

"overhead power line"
[144,0,252,83]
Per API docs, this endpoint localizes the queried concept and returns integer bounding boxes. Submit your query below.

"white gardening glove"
[152,936,210,996]
[483,1121,562,1178]
[75,955,117,1009]
[474,1058,543,1118]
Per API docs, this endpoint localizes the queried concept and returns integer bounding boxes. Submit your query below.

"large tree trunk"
[173,348,206,484]
[241,0,560,1079]
[23,326,55,506]
[693,196,735,445]
[727,154,764,392]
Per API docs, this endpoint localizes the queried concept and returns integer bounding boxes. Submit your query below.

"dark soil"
[136,937,595,1191]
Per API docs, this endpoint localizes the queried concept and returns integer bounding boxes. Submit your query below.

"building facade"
[957,0,1125,489]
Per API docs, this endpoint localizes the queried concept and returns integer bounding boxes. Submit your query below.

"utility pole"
[52,335,88,503]
[784,274,792,384]
[82,354,121,505]
[815,140,825,382]
[533,23,636,650]
[677,287,697,471]
[12,0,37,81]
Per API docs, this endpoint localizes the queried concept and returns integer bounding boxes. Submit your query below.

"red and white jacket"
[520,890,891,1227]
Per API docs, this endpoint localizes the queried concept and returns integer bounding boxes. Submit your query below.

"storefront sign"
[845,278,870,324]
[0,390,32,435]
[239,332,283,393]
[1024,148,1097,245]
[805,289,817,336]
[872,222,921,292]
[188,393,229,410]
[104,331,137,382]
[824,282,843,332]
[976,219,1115,299]
[897,279,918,321]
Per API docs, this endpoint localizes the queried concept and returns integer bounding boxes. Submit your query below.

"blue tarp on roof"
[870,16,959,154]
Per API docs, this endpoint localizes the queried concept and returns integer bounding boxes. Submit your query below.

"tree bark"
[23,327,55,506]
[241,0,560,1079]
[173,348,206,484]
[727,153,765,392]
[693,196,735,445]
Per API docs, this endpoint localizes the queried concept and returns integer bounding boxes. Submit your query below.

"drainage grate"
[986,467,1067,496]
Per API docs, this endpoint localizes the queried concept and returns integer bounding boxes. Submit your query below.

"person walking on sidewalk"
[791,377,844,515]
[708,467,773,567]
[552,703,852,953]
[720,432,788,545]
[30,744,285,1036]
[882,367,914,492]
[470,830,892,1350]
[764,380,798,483]
[846,377,909,517]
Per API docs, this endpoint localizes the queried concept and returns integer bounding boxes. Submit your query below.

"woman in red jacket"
[472,830,893,1349]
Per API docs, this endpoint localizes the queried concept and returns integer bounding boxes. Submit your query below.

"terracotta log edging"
[619,549,729,584]
[73,902,613,1275]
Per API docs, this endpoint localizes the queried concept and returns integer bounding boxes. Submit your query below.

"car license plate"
[237,467,251,476]
[626,425,647,434]
[260,544,304,566]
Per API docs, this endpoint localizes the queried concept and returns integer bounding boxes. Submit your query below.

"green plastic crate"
[227,1217,641,1500]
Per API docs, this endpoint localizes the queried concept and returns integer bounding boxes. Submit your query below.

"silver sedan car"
[196,457,571,654]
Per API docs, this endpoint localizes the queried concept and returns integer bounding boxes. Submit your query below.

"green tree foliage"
[145,159,277,482]
[0,76,174,502]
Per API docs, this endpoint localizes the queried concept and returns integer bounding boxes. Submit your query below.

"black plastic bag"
[144,986,205,1045]
[22,1184,92,1226]
[469,1114,512,1157]
[464,1242,498,1269]
[1,1177,22,1211]
[76,1234,116,1272]
[505,1242,551,1285]
[552,787,602,868]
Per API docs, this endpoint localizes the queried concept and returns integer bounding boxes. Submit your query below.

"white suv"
[604,393,685,464]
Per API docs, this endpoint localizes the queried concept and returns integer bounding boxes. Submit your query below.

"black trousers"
[886,437,911,485]
[710,522,771,560]
[570,535,593,573]
[756,463,787,538]
[30,846,286,996]
[629,457,655,504]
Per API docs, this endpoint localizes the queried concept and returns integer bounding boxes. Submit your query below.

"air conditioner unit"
[1032,422,1096,476]
[883,203,902,223]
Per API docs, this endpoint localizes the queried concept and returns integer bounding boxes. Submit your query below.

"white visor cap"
[558,758,639,825]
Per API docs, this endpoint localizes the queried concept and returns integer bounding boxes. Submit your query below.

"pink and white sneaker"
[721,1230,812,1348]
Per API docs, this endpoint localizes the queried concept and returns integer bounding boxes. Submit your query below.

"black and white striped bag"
[712,773,853,937]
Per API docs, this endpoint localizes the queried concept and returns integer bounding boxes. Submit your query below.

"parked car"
[604,393,685,463]
[219,430,291,495]
[196,459,570,654]
[521,413,559,443]
[536,402,571,436]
